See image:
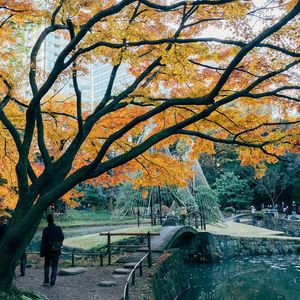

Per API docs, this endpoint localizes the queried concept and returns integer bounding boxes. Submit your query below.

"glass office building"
[25,28,134,110]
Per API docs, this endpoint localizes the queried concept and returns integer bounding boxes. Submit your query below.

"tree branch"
[51,0,65,25]
[208,3,300,101]
[67,18,84,135]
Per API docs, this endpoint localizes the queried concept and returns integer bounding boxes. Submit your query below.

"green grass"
[64,225,160,250]
[39,209,145,228]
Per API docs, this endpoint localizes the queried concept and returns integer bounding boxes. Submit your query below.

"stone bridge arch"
[151,226,198,252]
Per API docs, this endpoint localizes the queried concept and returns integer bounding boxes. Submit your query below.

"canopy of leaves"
[0,0,299,215]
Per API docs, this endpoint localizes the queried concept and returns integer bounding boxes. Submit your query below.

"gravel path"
[16,266,127,300]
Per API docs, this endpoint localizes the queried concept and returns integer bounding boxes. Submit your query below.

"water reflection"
[178,255,300,300]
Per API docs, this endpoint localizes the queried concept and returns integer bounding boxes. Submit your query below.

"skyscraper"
[25,27,134,110]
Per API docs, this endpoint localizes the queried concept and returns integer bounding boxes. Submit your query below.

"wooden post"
[139,262,143,276]
[137,200,140,227]
[71,253,75,267]
[150,194,154,226]
[147,232,152,267]
[195,213,198,229]
[203,206,206,230]
[125,284,129,300]
[100,254,103,266]
[200,208,203,230]
[108,232,111,265]
[158,186,163,225]
[132,269,136,285]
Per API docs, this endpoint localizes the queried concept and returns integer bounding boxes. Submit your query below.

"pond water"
[178,255,300,300]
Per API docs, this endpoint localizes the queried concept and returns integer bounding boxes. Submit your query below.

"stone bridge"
[226,213,253,222]
[150,226,198,252]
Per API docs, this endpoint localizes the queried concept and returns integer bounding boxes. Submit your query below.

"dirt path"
[16,266,127,300]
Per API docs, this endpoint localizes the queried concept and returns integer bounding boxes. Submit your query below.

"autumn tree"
[0,0,300,291]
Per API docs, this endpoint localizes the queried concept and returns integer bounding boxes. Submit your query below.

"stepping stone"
[97,281,117,287]
[112,274,126,279]
[58,267,88,276]
[113,268,131,275]
[116,255,144,264]
[123,262,138,269]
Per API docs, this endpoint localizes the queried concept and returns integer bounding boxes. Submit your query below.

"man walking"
[40,213,64,287]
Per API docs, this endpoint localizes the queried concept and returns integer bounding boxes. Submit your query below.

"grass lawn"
[39,209,146,228]
[64,225,160,250]
[206,221,285,237]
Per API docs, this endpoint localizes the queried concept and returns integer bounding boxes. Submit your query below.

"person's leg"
[50,255,59,286]
[44,256,51,284]
[20,252,26,276]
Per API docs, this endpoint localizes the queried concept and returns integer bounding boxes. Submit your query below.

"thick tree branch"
[35,106,53,172]
[177,129,284,160]
[246,85,300,99]
[189,59,261,77]
[67,18,84,135]
[233,120,300,140]
[0,6,28,13]
[29,24,68,96]
[140,0,236,11]
[68,37,300,64]
[51,0,65,25]
[0,14,12,29]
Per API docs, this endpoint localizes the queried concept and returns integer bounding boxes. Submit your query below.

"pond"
[178,255,300,300]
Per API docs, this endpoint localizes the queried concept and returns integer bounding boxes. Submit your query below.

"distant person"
[250,206,257,225]
[274,204,279,218]
[291,201,297,220]
[267,206,274,218]
[40,213,64,287]
[283,205,289,219]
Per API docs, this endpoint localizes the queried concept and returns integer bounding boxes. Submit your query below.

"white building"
[25,27,133,110]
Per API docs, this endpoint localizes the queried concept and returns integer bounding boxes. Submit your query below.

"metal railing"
[99,231,160,266]
[24,251,104,267]
[123,252,149,300]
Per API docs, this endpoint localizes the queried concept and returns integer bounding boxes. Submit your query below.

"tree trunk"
[0,213,42,291]
[0,247,19,290]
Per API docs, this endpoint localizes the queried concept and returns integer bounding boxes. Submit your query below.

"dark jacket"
[40,223,64,257]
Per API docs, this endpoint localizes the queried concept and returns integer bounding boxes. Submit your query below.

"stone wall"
[262,217,300,237]
[151,249,190,300]
[240,216,300,237]
[190,232,300,262]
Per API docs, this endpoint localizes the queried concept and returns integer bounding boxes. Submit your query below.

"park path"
[17,263,131,300]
